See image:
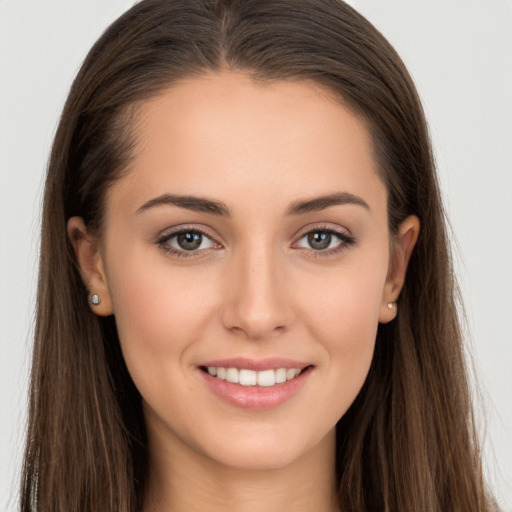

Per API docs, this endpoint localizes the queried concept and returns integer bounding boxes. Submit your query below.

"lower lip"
[199,367,313,410]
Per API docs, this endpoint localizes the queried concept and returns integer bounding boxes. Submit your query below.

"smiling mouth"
[199,366,312,387]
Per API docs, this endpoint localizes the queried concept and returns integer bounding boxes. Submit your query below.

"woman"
[20,0,497,510]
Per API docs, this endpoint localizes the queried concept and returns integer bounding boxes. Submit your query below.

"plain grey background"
[1,1,511,510]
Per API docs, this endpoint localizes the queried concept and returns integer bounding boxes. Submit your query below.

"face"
[71,72,417,473]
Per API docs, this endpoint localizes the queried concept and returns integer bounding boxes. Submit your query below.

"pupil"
[177,232,202,251]
[308,232,331,250]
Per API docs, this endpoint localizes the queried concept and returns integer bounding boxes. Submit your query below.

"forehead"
[107,71,386,217]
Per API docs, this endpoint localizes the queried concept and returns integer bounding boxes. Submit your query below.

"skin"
[69,71,419,512]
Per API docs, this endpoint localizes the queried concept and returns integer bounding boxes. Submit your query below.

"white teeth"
[257,369,275,387]
[225,367,238,383]
[239,369,257,386]
[205,366,304,387]
[275,368,287,384]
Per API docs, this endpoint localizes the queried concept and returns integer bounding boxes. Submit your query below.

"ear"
[379,215,420,323]
[67,216,113,316]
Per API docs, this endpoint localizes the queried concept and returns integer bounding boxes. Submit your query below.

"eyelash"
[156,225,356,259]
[294,225,356,257]
[156,226,218,258]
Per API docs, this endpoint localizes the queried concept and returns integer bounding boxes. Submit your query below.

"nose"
[220,244,292,340]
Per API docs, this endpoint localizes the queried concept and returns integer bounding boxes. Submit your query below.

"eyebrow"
[136,194,230,216]
[286,192,370,215]
[136,191,370,216]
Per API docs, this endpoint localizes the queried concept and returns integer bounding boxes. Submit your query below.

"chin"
[196,423,336,472]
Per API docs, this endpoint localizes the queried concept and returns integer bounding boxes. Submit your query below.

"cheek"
[303,258,386,342]
[104,249,216,385]
[109,242,209,326]
[299,261,386,412]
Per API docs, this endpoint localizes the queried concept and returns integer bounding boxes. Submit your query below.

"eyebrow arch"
[286,192,370,215]
[136,194,230,216]
[136,191,369,217]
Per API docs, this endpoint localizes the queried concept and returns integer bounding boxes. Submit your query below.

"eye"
[295,227,355,253]
[157,228,218,256]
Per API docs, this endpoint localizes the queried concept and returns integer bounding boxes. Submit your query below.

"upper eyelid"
[156,225,220,243]
[293,223,353,240]
[294,231,351,246]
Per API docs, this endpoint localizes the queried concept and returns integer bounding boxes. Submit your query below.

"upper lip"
[198,357,312,371]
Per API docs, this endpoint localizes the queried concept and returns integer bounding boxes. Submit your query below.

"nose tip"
[225,311,287,341]
[220,251,292,340]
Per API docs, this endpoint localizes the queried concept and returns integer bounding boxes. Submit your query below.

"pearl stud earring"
[387,301,397,310]
[88,294,101,306]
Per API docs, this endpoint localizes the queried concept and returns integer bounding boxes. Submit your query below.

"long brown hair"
[21,1,496,510]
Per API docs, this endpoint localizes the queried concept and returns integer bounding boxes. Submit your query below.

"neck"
[143,429,339,512]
